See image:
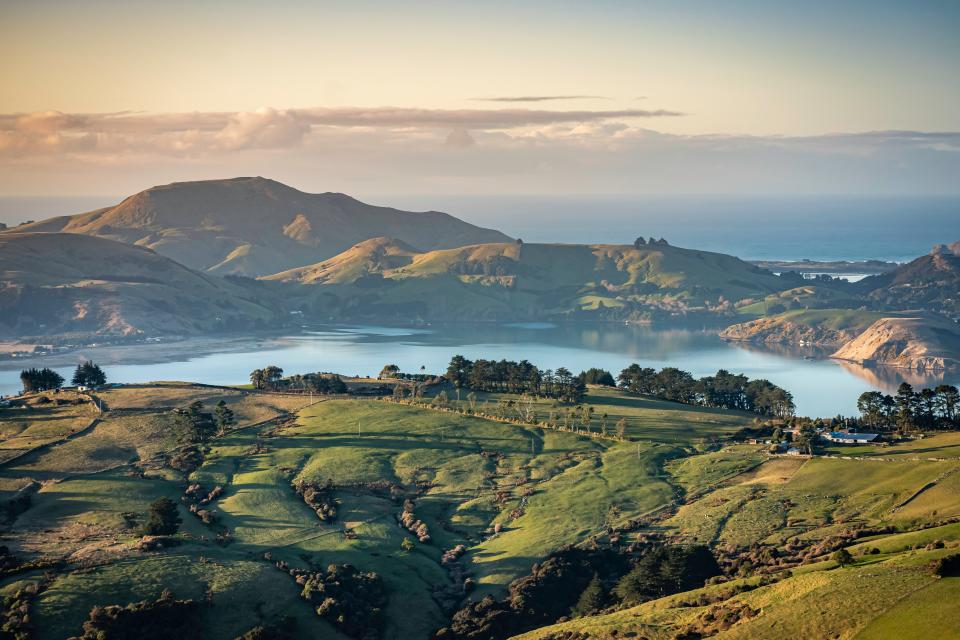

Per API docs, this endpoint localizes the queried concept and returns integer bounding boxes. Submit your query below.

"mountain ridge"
[6,177,512,276]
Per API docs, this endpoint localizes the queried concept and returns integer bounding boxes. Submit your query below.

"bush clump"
[68,589,201,640]
[300,564,386,640]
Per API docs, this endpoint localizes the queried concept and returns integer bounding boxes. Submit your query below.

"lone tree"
[214,400,236,435]
[832,548,854,567]
[379,364,401,379]
[71,361,107,387]
[143,497,181,536]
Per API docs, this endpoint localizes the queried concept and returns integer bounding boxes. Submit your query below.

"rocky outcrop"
[831,317,960,371]
[719,316,861,347]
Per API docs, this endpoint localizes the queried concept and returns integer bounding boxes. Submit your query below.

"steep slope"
[6,177,511,276]
[856,241,960,316]
[268,239,787,323]
[0,232,283,338]
[265,236,420,284]
[719,309,889,347]
[831,316,960,370]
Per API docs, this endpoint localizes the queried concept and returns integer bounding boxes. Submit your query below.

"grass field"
[432,384,755,444]
[1,381,958,639]
[515,545,960,639]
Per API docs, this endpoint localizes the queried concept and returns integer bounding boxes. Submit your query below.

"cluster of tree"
[579,368,616,387]
[633,237,669,248]
[71,361,107,387]
[169,400,217,443]
[249,366,347,394]
[300,564,386,640]
[142,497,181,536]
[19,367,64,393]
[69,589,201,640]
[446,356,586,402]
[857,383,959,432]
[436,544,718,640]
[618,366,795,417]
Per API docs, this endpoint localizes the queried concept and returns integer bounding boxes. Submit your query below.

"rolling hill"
[856,240,960,316]
[265,238,788,322]
[7,177,512,276]
[0,232,284,338]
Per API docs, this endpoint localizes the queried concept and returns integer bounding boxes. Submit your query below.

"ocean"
[2,194,957,263]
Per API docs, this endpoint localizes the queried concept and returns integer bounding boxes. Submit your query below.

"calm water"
[2,324,957,418]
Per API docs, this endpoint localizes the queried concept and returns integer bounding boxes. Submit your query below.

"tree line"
[18,361,107,394]
[857,383,959,432]
[446,355,587,402]
[618,365,795,417]
[249,366,347,394]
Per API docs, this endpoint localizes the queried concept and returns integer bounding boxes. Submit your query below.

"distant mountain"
[8,177,511,277]
[266,238,787,323]
[0,233,283,338]
[856,241,960,316]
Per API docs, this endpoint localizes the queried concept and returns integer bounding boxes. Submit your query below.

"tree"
[447,355,472,388]
[857,391,887,429]
[380,364,401,379]
[19,367,64,393]
[249,368,265,390]
[935,385,959,424]
[579,368,616,387]
[615,418,627,440]
[263,366,283,389]
[570,573,605,617]
[72,361,107,387]
[895,383,917,433]
[614,546,719,605]
[832,548,853,567]
[214,400,236,435]
[142,497,181,535]
[401,537,415,553]
[633,237,647,248]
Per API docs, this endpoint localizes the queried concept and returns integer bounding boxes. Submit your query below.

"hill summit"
[10,177,511,277]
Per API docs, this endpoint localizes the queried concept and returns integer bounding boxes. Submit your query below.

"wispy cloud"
[472,95,608,103]
[1,106,957,198]
[0,106,683,157]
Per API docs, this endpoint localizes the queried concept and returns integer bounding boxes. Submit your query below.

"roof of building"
[828,432,879,441]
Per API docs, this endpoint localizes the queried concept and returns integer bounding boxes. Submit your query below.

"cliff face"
[830,317,960,371]
[718,309,883,347]
[719,317,862,347]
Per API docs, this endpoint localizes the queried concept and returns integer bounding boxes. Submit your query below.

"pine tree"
[571,573,605,617]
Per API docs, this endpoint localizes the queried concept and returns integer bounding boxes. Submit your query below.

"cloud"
[472,95,608,103]
[0,106,683,158]
[0,106,958,197]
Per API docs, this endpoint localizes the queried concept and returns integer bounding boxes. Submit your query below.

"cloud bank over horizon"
[1,105,958,198]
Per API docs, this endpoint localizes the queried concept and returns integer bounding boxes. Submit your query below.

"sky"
[1,0,959,199]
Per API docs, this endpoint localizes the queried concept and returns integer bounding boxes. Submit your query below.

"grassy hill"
[2,379,958,638]
[720,308,890,347]
[6,178,511,276]
[856,240,960,316]
[0,232,284,338]
[268,239,788,323]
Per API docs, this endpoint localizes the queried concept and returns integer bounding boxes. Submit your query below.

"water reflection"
[1,323,956,418]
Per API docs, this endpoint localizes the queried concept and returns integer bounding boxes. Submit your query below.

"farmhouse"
[822,432,880,444]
